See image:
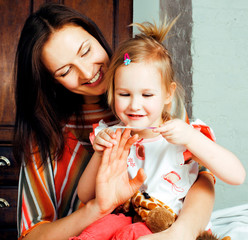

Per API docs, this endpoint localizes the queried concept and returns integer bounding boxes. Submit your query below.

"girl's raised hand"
[153,119,192,146]
[93,128,118,152]
[95,128,146,214]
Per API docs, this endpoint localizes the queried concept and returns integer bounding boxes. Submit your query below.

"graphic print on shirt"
[127,157,136,167]
[162,171,184,193]
[134,138,145,160]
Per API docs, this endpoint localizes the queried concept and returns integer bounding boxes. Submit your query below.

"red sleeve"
[89,123,100,145]
[183,124,215,162]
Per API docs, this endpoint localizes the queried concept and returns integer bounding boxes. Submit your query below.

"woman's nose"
[77,61,93,79]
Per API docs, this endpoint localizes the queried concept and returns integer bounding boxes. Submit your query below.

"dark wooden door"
[0,0,133,239]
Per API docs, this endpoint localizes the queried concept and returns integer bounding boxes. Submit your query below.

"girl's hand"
[95,128,146,214]
[93,128,117,152]
[153,119,193,146]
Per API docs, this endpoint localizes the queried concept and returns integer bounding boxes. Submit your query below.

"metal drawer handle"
[0,198,10,208]
[0,156,11,167]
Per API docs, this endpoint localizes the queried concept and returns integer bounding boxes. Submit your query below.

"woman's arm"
[21,199,106,240]
[138,173,215,240]
[22,129,146,240]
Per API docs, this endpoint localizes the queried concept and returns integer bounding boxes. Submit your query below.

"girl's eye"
[143,94,153,97]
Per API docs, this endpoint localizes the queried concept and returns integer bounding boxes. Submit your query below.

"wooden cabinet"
[0,1,133,239]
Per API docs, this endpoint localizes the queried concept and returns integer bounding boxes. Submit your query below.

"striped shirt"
[17,103,118,239]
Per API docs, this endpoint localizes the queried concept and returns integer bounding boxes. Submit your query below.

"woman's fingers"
[108,129,122,164]
[117,129,131,153]
[100,147,113,170]
[120,133,138,161]
[130,168,146,191]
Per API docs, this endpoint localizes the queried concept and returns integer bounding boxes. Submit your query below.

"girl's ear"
[164,82,177,104]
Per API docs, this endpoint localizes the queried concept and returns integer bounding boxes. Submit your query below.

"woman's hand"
[95,128,146,214]
[137,226,188,240]
[154,119,192,146]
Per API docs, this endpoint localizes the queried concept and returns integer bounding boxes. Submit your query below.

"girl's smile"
[114,61,172,138]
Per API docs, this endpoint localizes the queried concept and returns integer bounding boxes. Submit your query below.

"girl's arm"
[155,119,246,185]
[138,172,215,240]
[78,127,118,203]
[77,152,102,204]
[185,127,245,185]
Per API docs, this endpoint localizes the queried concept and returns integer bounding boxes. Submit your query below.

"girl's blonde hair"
[105,17,185,122]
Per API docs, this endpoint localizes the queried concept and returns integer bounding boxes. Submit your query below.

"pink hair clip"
[124,53,131,65]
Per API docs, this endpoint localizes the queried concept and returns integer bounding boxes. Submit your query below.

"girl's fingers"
[95,138,113,148]
[98,130,117,146]
[94,145,105,152]
[105,128,117,139]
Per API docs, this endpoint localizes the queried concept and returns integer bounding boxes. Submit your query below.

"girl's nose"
[130,97,142,111]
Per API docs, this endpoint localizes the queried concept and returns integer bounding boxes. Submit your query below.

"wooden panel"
[64,0,114,49]
[0,0,30,126]
[114,0,133,49]
[32,0,133,51]
[33,0,63,12]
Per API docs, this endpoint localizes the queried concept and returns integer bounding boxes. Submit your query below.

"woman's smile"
[41,24,109,97]
[82,67,103,87]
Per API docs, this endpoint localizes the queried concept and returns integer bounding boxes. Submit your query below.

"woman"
[14,3,215,240]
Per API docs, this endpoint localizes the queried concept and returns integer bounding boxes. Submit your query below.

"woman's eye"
[119,93,130,96]
[60,67,71,77]
[81,47,90,57]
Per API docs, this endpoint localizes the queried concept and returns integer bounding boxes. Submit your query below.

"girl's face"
[114,61,175,138]
[41,24,109,103]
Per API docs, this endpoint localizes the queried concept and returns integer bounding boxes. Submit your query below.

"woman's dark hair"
[13,3,112,166]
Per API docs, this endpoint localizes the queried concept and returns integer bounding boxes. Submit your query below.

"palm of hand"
[95,129,146,214]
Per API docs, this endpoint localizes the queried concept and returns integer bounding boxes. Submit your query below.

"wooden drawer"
[0,187,18,228]
[0,145,19,185]
[0,228,18,240]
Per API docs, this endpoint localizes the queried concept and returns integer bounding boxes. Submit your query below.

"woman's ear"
[164,82,177,104]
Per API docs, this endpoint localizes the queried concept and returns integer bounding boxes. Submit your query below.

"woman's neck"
[83,95,101,104]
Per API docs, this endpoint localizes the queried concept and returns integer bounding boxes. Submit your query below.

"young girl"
[75,20,246,240]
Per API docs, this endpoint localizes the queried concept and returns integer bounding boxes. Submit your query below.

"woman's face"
[41,24,110,101]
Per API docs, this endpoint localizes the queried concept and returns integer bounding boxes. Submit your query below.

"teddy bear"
[115,190,231,240]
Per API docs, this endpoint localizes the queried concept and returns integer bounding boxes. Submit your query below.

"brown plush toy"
[115,191,231,240]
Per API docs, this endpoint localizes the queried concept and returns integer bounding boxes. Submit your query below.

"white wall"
[133,0,159,35]
[134,0,248,210]
[191,0,248,210]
